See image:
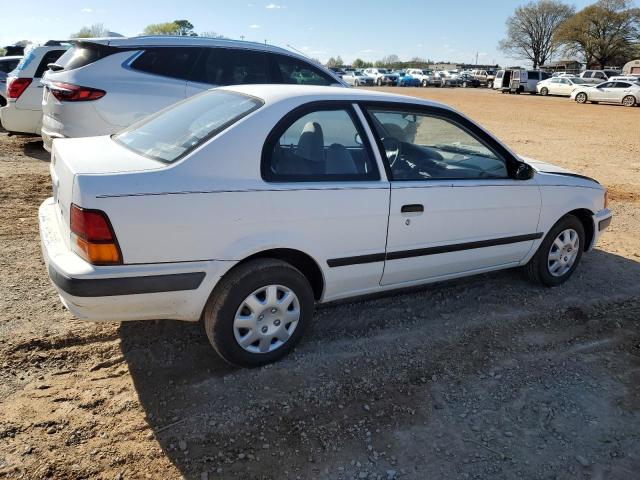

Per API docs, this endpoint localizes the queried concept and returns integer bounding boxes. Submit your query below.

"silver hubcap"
[233,285,300,354]
[548,229,579,277]
[623,96,634,106]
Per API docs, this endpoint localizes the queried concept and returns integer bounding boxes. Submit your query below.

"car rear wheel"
[523,214,585,287]
[422,79,428,87]
[540,87,549,96]
[622,95,636,107]
[376,78,383,86]
[203,259,314,367]
[354,80,359,87]
[575,92,588,104]
[487,81,493,89]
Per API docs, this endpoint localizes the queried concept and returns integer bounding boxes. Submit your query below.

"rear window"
[34,49,66,77]
[273,54,335,86]
[113,90,263,163]
[130,47,200,80]
[0,59,19,73]
[56,44,114,71]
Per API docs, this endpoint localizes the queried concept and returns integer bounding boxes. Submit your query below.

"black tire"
[422,79,428,87]
[462,81,468,88]
[523,214,585,287]
[203,259,314,367]
[540,87,549,96]
[376,78,382,86]
[487,81,493,89]
[575,92,588,104]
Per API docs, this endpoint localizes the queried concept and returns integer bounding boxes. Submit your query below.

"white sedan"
[342,70,374,87]
[571,80,640,106]
[39,85,612,367]
[536,76,588,96]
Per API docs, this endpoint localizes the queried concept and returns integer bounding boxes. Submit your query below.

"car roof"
[219,84,450,110]
[0,55,22,61]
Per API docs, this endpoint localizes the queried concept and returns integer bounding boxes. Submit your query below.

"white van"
[511,70,551,93]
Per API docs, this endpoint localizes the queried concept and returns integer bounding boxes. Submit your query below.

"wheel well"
[567,209,594,251]
[240,249,325,300]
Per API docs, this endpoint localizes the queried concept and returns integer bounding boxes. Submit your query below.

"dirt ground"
[1,87,639,480]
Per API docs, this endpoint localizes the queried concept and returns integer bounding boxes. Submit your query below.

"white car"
[0,55,22,107]
[571,80,640,107]
[39,85,612,367]
[0,42,69,134]
[405,68,437,87]
[363,68,399,86]
[342,70,374,86]
[537,76,588,97]
[40,36,345,151]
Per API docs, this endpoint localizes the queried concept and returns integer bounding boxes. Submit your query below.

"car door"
[261,102,391,300]
[361,104,541,286]
[558,78,573,95]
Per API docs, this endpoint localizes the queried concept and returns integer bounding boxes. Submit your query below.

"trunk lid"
[51,136,165,246]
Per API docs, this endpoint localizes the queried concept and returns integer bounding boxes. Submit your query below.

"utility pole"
[240,35,245,41]
[475,52,478,66]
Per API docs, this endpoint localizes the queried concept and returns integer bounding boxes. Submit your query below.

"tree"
[499,0,575,68]
[200,31,225,39]
[174,20,196,36]
[352,58,367,68]
[143,22,180,35]
[71,23,109,38]
[15,40,31,47]
[326,56,344,68]
[555,0,640,68]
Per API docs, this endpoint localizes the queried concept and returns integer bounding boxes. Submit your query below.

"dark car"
[458,73,481,88]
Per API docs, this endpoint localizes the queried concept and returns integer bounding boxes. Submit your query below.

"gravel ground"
[0,88,639,480]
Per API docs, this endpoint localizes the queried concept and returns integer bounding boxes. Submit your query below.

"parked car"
[0,55,22,107]
[342,70,374,86]
[363,68,399,86]
[40,36,346,150]
[458,73,481,88]
[509,70,551,93]
[405,68,437,87]
[571,80,640,107]
[394,70,421,87]
[433,71,460,87]
[39,84,611,367]
[328,67,345,78]
[0,42,69,134]
[578,70,621,85]
[537,76,588,96]
[470,69,496,88]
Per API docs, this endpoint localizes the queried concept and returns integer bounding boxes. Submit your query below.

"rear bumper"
[39,197,236,322]
[0,104,42,134]
[40,127,65,152]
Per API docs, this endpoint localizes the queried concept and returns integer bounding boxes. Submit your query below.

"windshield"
[114,90,263,163]
[378,69,388,73]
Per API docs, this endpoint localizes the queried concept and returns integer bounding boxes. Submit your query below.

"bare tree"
[555,0,640,68]
[71,23,109,39]
[499,0,575,68]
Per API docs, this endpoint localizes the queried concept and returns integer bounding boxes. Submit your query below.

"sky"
[0,0,633,66]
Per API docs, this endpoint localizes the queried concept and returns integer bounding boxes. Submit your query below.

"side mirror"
[514,162,534,180]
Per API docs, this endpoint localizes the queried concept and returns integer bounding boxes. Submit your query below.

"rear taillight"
[70,204,121,265]
[7,77,32,99]
[49,82,106,102]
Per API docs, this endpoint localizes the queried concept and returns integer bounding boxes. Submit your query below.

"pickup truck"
[578,70,621,85]
[470,69,496,88]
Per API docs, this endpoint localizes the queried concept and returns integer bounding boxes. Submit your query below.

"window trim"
[128,46,202,81]
[358,101,525,181]
[261,101,381,183]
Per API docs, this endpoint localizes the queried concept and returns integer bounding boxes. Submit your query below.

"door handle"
[401,204,424,213]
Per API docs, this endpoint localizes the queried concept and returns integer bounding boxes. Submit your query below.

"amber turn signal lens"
[73,235,121,265]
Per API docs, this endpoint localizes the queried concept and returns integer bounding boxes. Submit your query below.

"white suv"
[1,42,69,134]
[41,36,345,150]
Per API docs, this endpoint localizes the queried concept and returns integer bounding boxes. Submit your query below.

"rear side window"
[273,55,335,86]
[114,90,262,163]
[190,48,271,85]
[528,71,539,80]
[55,44,113,72]
[131,47,200,80]
[34,50,66,78]
[0,59,19,73]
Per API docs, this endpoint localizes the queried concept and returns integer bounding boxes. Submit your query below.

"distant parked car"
[405,68,437,87]
[571,81,639,107]
[578,70,621,85]
[342,70,374,86]
[328,67,345,78]
[0,42,69,134]
[609,75,640,84]
[537,76,588,97]
[0,56,22,107]
[458,73,481,88]
[433,71,460,87]
[40,36,346,151]
[363,68,399,86]
[510,70,551,94]
[470,69,496,88]
[39,84,611,367]
[394,70,421,87]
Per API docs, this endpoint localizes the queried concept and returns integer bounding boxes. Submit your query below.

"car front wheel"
[523,214,585,287]
[540,87,549,96]
[575,92,588,104]
[203,259,314,367]
[622,95,636,107]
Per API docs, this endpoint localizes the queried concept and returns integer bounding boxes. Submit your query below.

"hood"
[520,156,600,186]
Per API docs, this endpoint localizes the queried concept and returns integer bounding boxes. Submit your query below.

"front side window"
[131,47,200,80]
[263,107,379,182]
[190,48,270,85]
[594,72,606,79]
[274,55,334,86]
[365,108,508,181]
[114,90,262,163]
